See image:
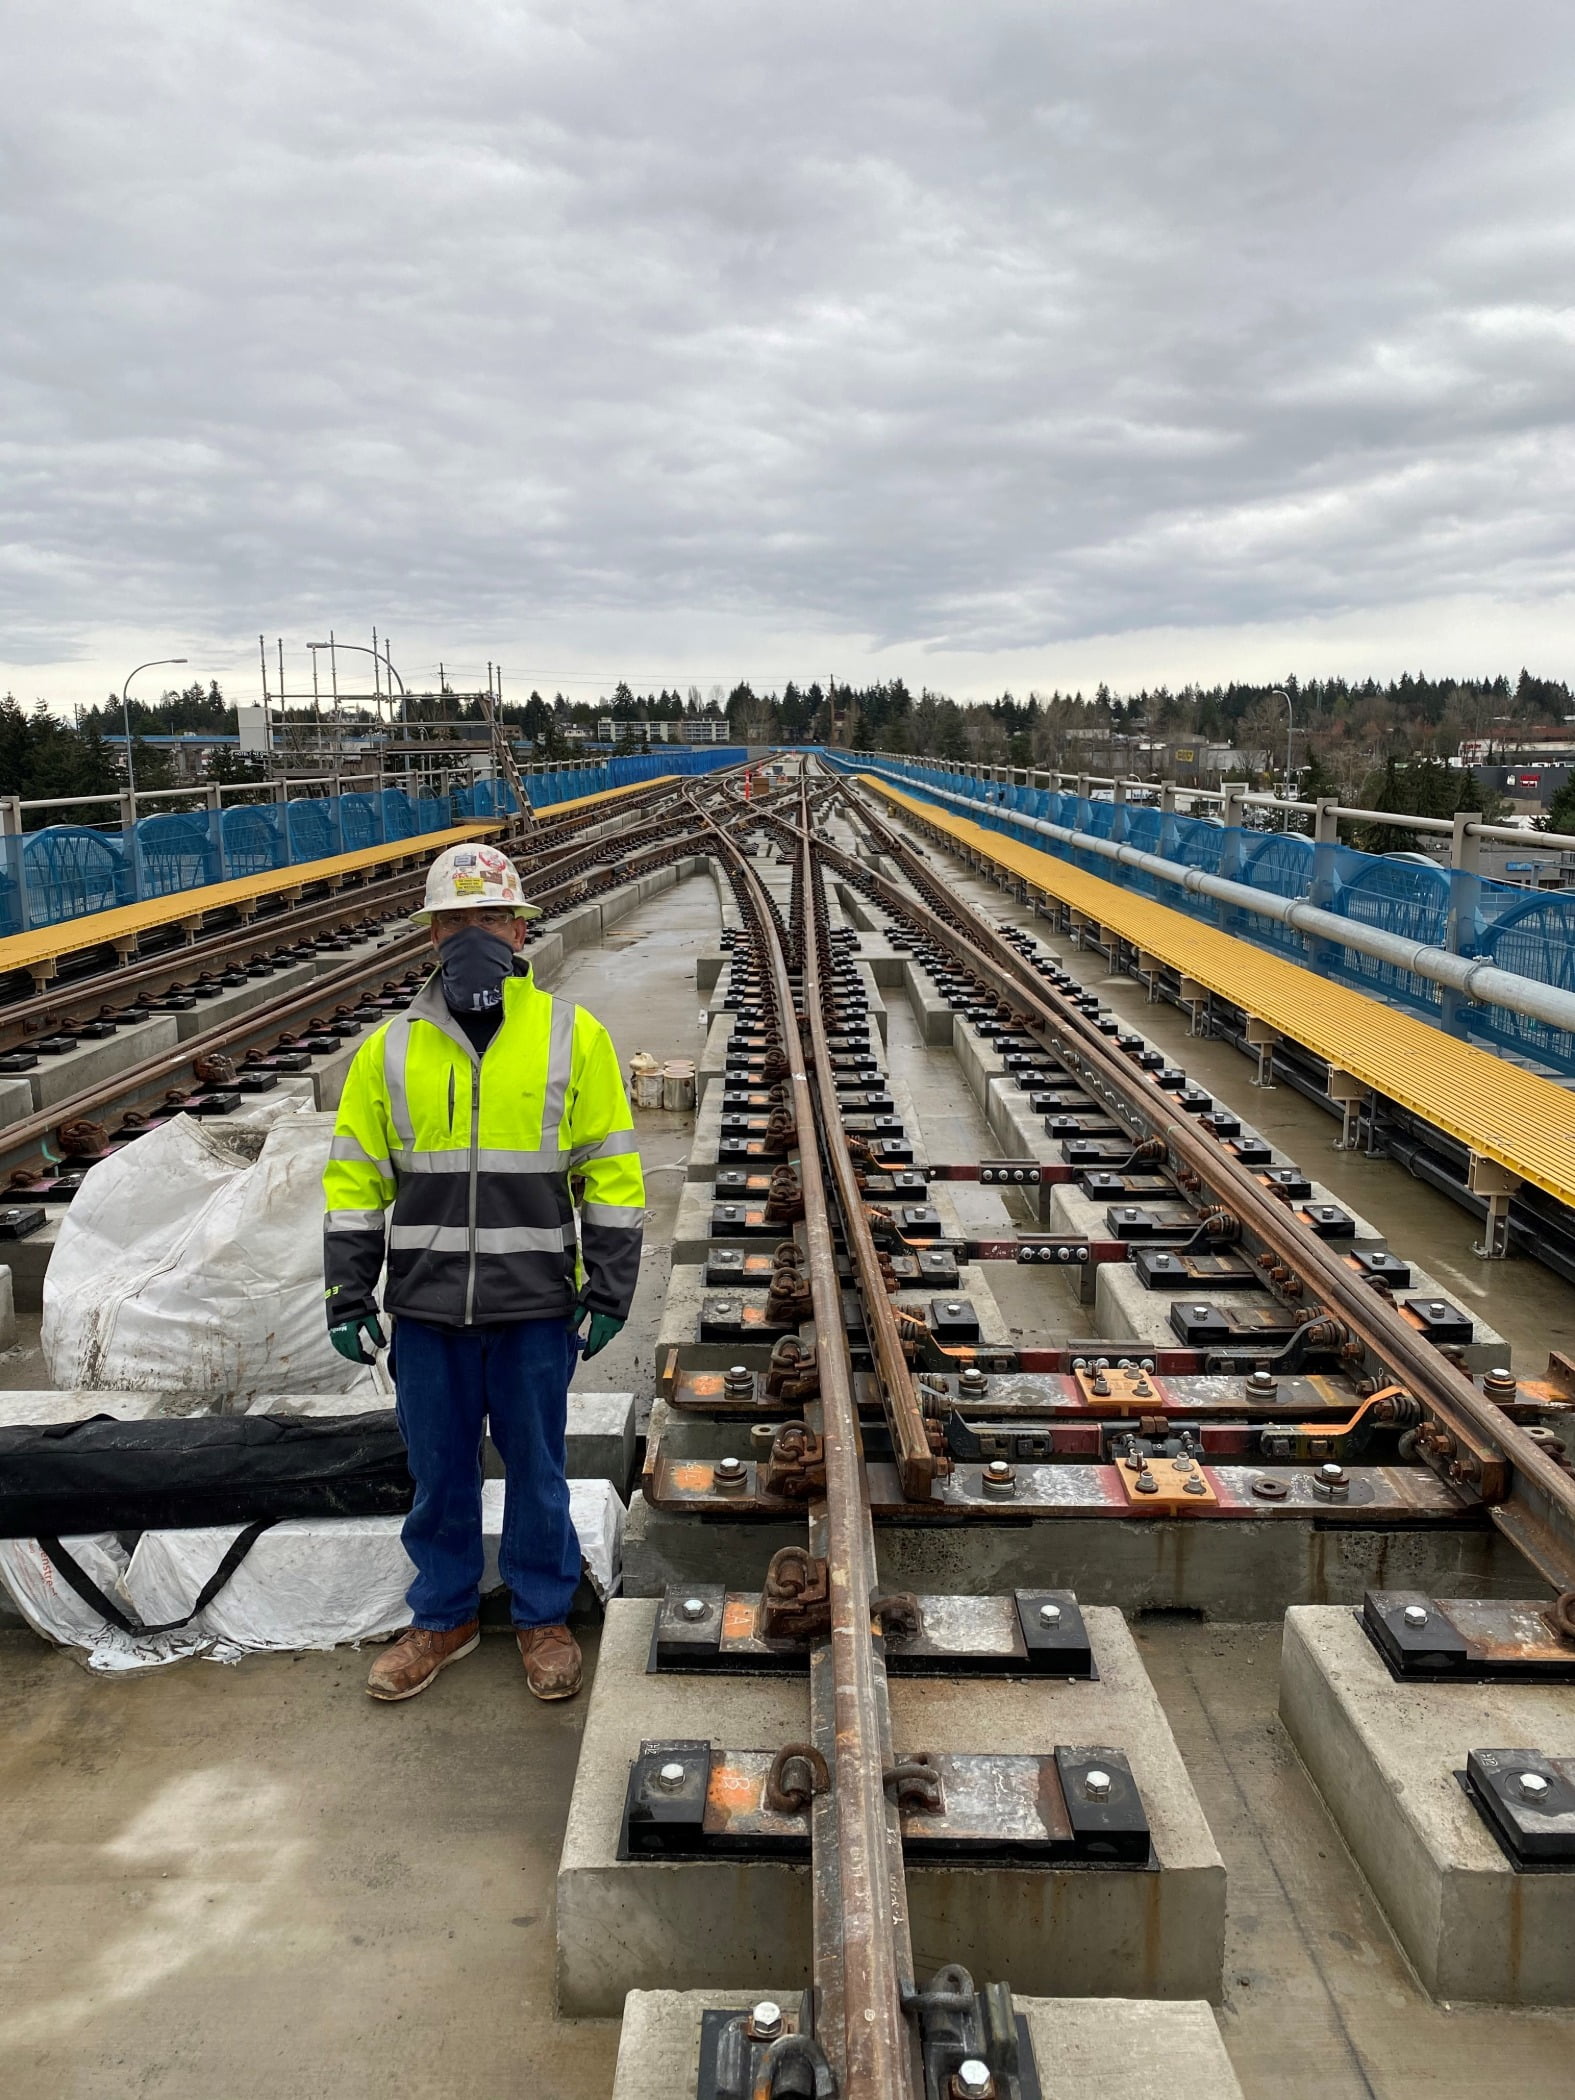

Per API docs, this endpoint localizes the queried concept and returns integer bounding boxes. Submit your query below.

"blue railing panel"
[829,752,1575,1078]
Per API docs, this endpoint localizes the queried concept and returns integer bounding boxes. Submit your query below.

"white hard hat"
[410,841,542,924]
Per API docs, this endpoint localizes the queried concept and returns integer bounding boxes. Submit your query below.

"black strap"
[38,1520,276,1637]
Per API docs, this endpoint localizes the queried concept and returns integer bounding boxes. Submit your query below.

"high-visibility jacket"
[322,967,644,1329]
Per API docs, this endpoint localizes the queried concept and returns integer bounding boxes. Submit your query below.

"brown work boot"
[517,1624,583,1701]
[366,1621,480,1702]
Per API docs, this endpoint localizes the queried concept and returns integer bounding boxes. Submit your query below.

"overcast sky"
[5,1,1575,713]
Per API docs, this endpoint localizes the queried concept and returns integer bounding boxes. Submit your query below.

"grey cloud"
[3,0,1575,671]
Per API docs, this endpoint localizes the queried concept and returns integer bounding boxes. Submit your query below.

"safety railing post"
[1443,813,1484,1037]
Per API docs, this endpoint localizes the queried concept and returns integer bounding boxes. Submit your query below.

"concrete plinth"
[168,961,322,1041]
[525,929,565,981]
[564,1390,639,1492]
[697,1013,735,1100]
[952,1016,1007,1106]
[901,958,956,1044]
[622,1494,1533,1618]
[1049,1179,1384,1248]
[5,1213,63,1313]
[557,1599,1225,2015]
[302,1027,381,1113]
[0,1074,36,1132]
[1279,1605,1575,2005]
[1095,1250,1510,1372]
[1095,1259,1280,1350]
[22,1014,180,1115]
[612,1991,1242,2100]
[656,1260,1011,1367]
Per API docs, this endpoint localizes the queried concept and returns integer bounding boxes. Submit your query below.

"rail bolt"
[1038,1601,1063,1626]
[1403,1605,1430,1629]
[680,1596,710,1622]
[1083,1768,1113,1801]
[953,2063,995,2100]
[714,1456,748,1491]
[749,2000,784,2041]
[981,1459,1017,1499]
[653,1761,687,1793]
[1517,1772,1551,1800]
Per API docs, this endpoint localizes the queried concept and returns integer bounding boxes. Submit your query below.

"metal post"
[1443,812,1484,1037]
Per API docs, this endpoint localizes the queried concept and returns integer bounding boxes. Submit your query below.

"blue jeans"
[390,1314,582,1631]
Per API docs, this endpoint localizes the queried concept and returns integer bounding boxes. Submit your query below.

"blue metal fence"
[826,752,1575,1077]
[0,748,743,938]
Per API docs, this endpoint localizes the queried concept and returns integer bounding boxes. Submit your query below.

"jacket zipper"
[463,1052,480,1326]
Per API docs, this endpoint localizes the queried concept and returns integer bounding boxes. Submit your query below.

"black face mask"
[437,925,517,1012]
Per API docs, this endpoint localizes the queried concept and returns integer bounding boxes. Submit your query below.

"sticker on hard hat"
[451,874,487,894]
[451,849,478,868]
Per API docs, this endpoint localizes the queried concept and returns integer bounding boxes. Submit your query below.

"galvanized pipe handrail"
[844,749,1575,854]
[850,766,1575,1039]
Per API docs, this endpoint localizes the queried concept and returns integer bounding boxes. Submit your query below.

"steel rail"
[827,765,1575,1594]
[686,784,918,2100]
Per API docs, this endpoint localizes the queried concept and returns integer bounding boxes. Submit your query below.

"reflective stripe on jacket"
[322,968,645,1329]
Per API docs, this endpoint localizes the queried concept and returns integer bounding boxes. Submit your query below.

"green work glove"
[575,1308,625,1361]
[329,1313,387,1365]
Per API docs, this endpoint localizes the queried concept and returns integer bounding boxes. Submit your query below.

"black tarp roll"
[0,1411,413,1538]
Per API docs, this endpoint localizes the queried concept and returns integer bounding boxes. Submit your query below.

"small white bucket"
[661,1058,697,1112]
[629,1052,664,1110]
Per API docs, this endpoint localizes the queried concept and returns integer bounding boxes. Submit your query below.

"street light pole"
[308,641,405,792]
[1270,688,1294,824]
[120,657,188,826]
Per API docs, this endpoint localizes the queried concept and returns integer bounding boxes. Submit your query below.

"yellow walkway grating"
[0,822,500,979]
[865,776,1575,1212]
[530,775,681,820]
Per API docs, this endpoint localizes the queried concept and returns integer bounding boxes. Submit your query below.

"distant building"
[594,717,729,746]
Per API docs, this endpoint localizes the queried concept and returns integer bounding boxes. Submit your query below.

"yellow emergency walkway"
[0,822,500,983]
[864,777,1575,1212]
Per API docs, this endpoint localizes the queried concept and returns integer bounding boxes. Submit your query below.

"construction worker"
[321,839,644,1703]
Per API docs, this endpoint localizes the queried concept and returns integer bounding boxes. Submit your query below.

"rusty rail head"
[688,782,919,2100]
[796,822,938,1506]
[828,765,1575,1593]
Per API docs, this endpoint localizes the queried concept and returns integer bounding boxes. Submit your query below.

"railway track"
[0,775,738,1186]
[0,773,698,1031]
[600,758,1575,2092]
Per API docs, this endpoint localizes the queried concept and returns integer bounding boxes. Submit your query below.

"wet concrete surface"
[0,1623,618,2100]
[1136,1615,1575,2098]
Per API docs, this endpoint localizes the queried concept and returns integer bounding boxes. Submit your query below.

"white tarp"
[0,1479,625,1672]
[41,1111,386,1401]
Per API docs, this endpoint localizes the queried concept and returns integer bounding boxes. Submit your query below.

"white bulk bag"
[41,1113,383,1401]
